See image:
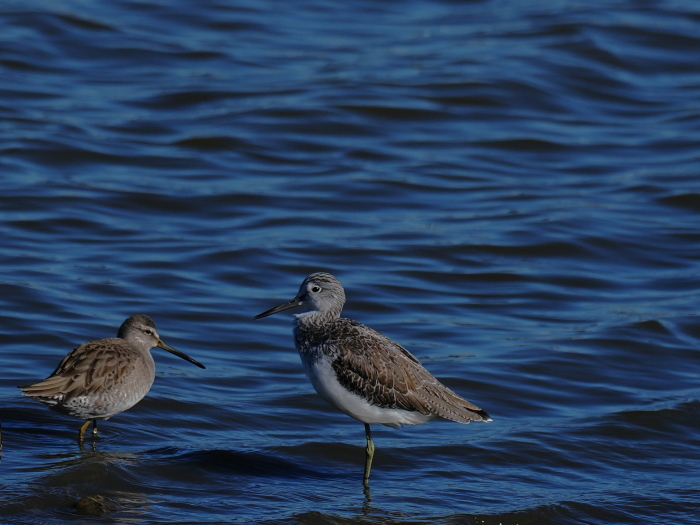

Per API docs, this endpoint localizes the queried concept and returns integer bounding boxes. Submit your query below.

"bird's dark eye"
[311,285,322,293]
[144,329,154,335]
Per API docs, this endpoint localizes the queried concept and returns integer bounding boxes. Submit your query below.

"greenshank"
[254,272,491,484]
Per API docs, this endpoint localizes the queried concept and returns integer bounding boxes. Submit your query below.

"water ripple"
[2,0,700,523]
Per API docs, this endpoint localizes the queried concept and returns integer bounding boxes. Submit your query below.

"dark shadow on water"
[0,445,148,521]
[145,447,331,480]
[283,502,609,525]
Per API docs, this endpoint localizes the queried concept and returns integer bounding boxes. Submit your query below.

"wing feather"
[327,319,490,423]
[20,338,137,403]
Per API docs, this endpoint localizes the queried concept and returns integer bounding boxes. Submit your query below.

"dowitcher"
[254,272,491,484]
[20,314,205,441]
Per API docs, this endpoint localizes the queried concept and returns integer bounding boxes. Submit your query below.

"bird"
[20,314,206,442]
[254,272,491,484]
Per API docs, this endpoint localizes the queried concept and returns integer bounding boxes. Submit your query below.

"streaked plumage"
[20,314,205,441]
[254,272,491,483]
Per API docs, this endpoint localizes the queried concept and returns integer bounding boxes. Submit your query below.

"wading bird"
[255,273,490,484]
[20,314,205,441]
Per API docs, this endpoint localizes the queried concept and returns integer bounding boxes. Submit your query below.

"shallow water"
[1,0,700,523]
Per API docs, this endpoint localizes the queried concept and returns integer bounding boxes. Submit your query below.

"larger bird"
[20,314,205,441]
[254,272,491,484]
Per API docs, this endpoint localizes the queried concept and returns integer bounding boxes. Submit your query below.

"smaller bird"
[20,314,205,441]
[254,272,491,484]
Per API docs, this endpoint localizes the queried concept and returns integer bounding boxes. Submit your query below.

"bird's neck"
[293,309,339,323]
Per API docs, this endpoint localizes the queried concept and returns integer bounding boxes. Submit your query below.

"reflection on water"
[1,0,700,523]
[1,447,148,520]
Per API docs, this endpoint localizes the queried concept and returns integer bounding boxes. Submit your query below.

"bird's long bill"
[157,340,206,369]
[254,298,302,319]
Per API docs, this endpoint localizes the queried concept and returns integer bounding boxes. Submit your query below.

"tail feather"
[418,382,492,424]
[19,378,66,403]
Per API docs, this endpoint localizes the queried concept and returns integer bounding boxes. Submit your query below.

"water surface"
[1,0,700,523]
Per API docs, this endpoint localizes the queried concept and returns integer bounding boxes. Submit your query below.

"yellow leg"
[79,420,91,442]
[363,423,375,486]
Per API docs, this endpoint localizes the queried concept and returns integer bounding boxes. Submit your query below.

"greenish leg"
[363,423,375,486]
[92,419,98,437]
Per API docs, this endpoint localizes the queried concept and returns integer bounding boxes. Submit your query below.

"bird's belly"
[56,372,155,420]
[305,356,435,428]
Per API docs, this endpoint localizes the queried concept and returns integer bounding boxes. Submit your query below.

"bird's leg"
[363,423,375,485]
[92,419,98,437]
[79,420,91,442]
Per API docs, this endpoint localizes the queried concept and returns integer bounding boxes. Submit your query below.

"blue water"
[2,0,700,523]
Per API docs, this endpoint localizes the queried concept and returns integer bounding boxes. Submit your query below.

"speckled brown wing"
[328,319,490,423]
[20,338,138,404]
